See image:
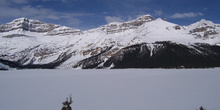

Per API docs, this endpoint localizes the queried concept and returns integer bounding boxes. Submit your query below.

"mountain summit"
[98,15,155,34]
[0,18,82,36]
[0,15,220,69]
[0,17,59,32]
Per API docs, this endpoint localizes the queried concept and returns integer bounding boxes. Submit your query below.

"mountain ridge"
[0,15,220,70]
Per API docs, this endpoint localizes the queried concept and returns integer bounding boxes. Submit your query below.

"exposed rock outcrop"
[99,15,155,34]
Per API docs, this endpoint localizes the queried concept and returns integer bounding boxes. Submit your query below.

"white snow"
[0,69,220,110]
[0,16,220,68]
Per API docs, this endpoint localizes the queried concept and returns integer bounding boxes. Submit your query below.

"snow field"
[0,69,220,110]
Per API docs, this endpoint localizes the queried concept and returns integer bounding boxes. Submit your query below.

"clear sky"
[0,0,219,30]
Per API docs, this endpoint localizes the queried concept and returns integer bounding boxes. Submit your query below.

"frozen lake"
[0,69,220,110]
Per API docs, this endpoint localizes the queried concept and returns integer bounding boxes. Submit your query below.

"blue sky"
[0,0,219,30]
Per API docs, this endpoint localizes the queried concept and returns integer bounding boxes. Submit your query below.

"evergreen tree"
[199,106,205,110]
[61,95,73,110]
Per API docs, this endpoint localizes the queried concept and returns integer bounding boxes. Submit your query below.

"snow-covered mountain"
[0,15,220,70]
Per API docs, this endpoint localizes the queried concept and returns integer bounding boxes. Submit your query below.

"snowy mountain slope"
[187,19,220,40]
[0,15,220,69]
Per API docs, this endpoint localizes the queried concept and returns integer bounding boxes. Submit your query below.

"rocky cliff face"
[99,15,155,34]
[0,15,220,70]
[188,19,220,40]
[0,18,82,36]
[0,18,59,32]
[46,27,82,36]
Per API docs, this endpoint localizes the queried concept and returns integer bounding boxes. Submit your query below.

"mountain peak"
[196,19,215,26]
[136,14,153,19]
[13,17,29,21]
[98,14,155,34]
[1,16,220,69]
[10,17,41,24]
[199,19,214,24]
[0,17,59,33]
[188,19,216,29]
[129,14,155,24]
[200,19,207,22]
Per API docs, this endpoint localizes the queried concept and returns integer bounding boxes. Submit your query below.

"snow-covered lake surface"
[0,69,220,110]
